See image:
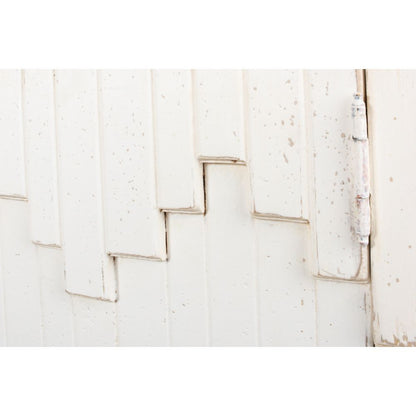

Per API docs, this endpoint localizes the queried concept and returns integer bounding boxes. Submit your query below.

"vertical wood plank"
[0,247,6,346]
[54,70,116,301]
[99,70,166,259]
[72,295,117,347]
[37,246,73,346]
[167,214,208,346]
[194,70,246,162]
[0,70,26,198]
[153,70,204,212]
[315,280,371,346]
[367,70,416,346]
[204,164,257,346]
[255,220,315,346]
[246,70,308,220]
[0,200,43,346]
[117,258,169,346]
[305,70,363,280]
[23,70,61,246]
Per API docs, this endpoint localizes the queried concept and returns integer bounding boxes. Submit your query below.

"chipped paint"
[0,69,376,346]
[351,93,371,245]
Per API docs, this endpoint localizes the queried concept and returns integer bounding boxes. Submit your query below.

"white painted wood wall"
[368,70,416,347]
[0,70,373,346]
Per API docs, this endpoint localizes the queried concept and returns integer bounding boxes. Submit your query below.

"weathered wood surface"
[54,70,117,301]
[368,70,416,346]
[0,70,26,199]
[0,69,373,346]
[23,70,61,247]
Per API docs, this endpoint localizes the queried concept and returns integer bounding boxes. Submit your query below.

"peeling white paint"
[0,69,376,346]
[351,93,371,245]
